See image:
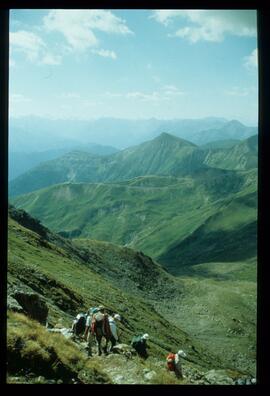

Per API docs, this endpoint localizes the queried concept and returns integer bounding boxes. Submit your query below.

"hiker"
[84,308,99,357]
[108,313,121,351]
[72,312,87,337]
[91,306,112,356]
[84,306,100,338]
[166,350,187,379]
[131,333,150,359]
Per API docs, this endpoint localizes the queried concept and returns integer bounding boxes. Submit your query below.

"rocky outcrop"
[202,369,235,385]
[7,295,24,313]
[11,290,48,325]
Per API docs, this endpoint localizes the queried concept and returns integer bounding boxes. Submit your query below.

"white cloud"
[225,86,250,97]
[244,48,258,70]
[162,84,185,96]
[92,48,117,59]
[103,91,123,98]
[150,10,185,26]
[43,10,133,53]
[126,91,163,101]
[10,30,46,61]
[57,92,81,99]
[126,86,186,102]
[10,93,32,103]
[101,85,186,103]
[152,10,257,43]
[10,30,62,65]
[41,53,62,65]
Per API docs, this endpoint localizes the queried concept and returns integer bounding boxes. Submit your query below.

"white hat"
[177,350,187,357]
[142,333,149,340]
[114,314,121,321]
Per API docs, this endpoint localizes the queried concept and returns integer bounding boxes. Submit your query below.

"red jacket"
[166,353,176,371]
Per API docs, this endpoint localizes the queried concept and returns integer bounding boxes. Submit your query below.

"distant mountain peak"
[226,120,245,128]
[154,132,197,147]
[158,131,176,139]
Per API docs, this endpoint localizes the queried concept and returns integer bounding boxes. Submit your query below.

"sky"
[9,9,258,126]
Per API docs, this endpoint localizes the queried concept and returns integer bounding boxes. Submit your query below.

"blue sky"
[9,9,258,125]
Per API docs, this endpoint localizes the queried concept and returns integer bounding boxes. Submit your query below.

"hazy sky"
[9,9,258,125]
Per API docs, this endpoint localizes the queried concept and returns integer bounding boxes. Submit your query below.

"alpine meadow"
[7,9,258,385]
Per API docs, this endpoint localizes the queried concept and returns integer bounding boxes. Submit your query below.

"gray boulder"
[12,291,48,324]
[7,295,24,313]
[203,369,234,385]
[144,370,157,381]
[112,343,135,358]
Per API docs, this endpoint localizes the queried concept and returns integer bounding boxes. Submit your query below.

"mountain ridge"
[10,132,257,197]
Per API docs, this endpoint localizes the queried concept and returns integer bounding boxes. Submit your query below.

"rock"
[235,378,246,385]
[47,328,63,333]
[144,371,156,381]
[112,343,135,356]
[114,375,124,383]
[12,291,48,324]
[60,328,73,339]
[204,370,234,385]
[7,295,24,313]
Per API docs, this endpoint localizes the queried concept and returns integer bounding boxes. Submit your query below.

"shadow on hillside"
[159,221,257,276]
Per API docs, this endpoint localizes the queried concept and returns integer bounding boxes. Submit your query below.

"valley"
[8,129,258,384]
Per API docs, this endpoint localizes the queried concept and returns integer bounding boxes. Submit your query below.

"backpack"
[166,353,176,371]
[75,313,86,335]
[94,312,104,328]
[131,335,142,349]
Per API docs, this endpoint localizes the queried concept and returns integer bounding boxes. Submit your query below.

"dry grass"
[7,311,111,383]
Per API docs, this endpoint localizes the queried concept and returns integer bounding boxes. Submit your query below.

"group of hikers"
[71,305,186,379]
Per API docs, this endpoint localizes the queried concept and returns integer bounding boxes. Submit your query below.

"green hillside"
[9,132,258,198]
[12,167,257,265]
[203,135,258,171]
[200,139,240,150]
[103,133,201,181]
[159,189,257,273]
[8,133,203,197]
[8,206,233,383]
[8,206,256,381]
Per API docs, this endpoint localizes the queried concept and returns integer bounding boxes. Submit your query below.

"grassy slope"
[158,258,257,375]
[9,133,198,197]
[72,238,257,376]
[8,207,256,379]
[9,132,258,199]
[7,311,111,384]
[8,209,221,371]
[12,168,257,264]
[203,135,258,171]
[159,188,257,272]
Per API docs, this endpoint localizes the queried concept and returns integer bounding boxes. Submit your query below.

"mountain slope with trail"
[8,206,238,384]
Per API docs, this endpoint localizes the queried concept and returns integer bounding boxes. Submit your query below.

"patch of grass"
[7,311,111,384]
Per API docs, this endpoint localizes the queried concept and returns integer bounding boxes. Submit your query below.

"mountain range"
[9,144,119,181]
[8,122,258,382]
[10,132,257,275]
[9,132,257,197]
[10,116,257,152]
